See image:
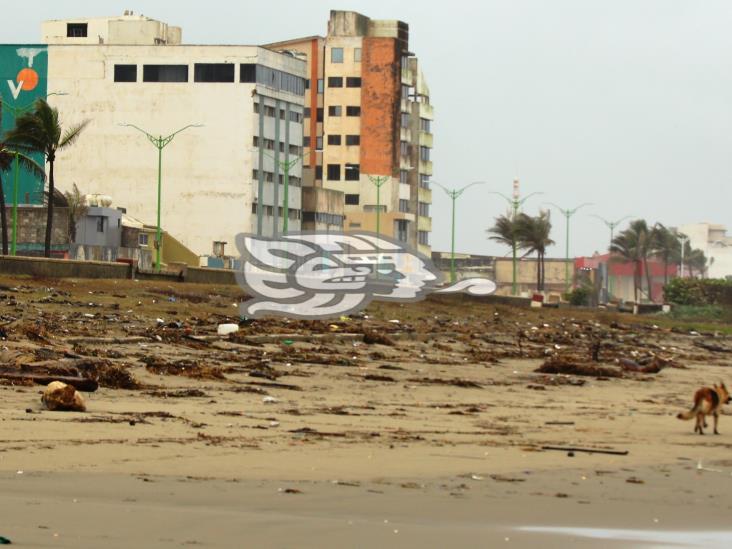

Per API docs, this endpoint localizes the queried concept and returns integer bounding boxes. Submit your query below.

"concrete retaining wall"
[0,255,131,279]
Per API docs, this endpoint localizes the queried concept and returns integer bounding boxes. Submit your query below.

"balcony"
[400,126,412,142]
[418,187,432,204]
[419,102,434,120]
[419,132,433,148]
[401,66,414,86]
[418,215,432,232]
[419,159,433,175]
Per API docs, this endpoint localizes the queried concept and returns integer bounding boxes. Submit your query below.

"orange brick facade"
[360,37,400,176]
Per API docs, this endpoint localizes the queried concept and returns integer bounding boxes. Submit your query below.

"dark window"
[253,102,259,113]
[315,165,323,180]
[240,63,256,82]
[418,202,430,217]
[194,63,234,82]
[303,136,310,147]
[420,174,430,189]
[400,141,409,156]
[317,79,324,93]
[401,112,410,128]
[327,134,341,145]
[346,106,361,116]
[114,64,137,82]
[316,108,324,122]
[418,231,429,245]
[328,76,343,87]
[96,217,105,233]
[420,146,430,161]
[399,170,409,183]
[328,105,342,116]
[316,136,323,150]
[345,194,360,205]
[345,163,360,180]
[303,107,311,118]
[420,118,431,132]
[289,111,302,123]
[67,23,88,37]
[327,164,341,181]
[346,135,360,146]
[305,79,310,89]
[399,199,410,213]
[143,65,188,82]
[264,105,276,117]
[346,77,361,88]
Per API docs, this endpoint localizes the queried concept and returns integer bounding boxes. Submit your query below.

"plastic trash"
[0,535,11,544]
[217,323,239,336]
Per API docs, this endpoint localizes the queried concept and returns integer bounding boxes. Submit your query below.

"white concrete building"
[21,15,307,260]
[678,222,732,279]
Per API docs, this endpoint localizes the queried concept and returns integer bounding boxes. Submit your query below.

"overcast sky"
[6,0,732,258]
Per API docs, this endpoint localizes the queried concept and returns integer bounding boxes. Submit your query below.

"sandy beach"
[1,275,732,547]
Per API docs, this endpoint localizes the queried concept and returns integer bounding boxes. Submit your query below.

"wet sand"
[1,276,732,547]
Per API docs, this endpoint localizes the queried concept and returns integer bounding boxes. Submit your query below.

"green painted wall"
[0,44,48,205]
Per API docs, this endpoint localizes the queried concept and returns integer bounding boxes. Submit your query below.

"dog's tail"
[677,395,701,420]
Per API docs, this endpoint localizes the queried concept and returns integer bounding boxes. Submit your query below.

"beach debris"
[279,487,302,494]
[362,331,395,346]
[0,535,11,544]
[626,477,645,484]
[541,445,629,456]
[217,323,239,336]
[41,381,87,412]
[0,371,98,392]
[262,396,278,404]
[536,358,623,378]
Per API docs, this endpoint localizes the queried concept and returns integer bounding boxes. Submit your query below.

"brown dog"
[41,381,87,412]
[677,382,730,435]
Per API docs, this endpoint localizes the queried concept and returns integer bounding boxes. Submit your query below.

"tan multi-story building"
[267,10,434,254]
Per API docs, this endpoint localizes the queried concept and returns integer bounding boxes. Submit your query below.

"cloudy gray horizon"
[5,0,731,259]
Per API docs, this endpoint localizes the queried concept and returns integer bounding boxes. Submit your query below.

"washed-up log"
[693,340,732,353]
[0,371,98,392]
[541,445,628,456]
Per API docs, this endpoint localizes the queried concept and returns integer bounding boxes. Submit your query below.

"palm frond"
[59,119,90,149]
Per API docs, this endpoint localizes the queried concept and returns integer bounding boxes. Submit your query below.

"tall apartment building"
[2,13,306,259]
[267,10,434,255]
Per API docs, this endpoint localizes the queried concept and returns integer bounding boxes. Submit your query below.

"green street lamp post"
[591,214,632,300]
[488,179,542,295]
[257,149,309,235]
[120,123,202,272]
[434,181,485,283]
[546,201,593,293]
[364,174,389,241]
[0,93,66,255]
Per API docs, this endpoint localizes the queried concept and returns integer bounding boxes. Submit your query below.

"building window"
[420,146,430,161]
[317,79,324,93]
[316,136,323,150]
[143,65,189,82]
[420,118,431,132]
[303,107,310,118]
[253,102,259,114]
[354,48,362,62]
[114,64,137,82]
[305,79,310,89]
[327,164,341,181]
[344,163,359,180]
[327,134,342,145]
[345,135,360,146]
[331,47,344,63]
[316,108,324,122]
[315,165,323,180]
[328,105,342,116]
[303,136,310,147]
[399,170,409,183]
[240,63,256,83]
[418,202,430,217]
[289,144,300,155]
[96,217,105,233]
[194,63,234,82]
[420,174,430,189]
[395,220,408,242]
[418,231,429,246]
[139,233,149,247]
[289,111,302,123]
[345,194,360,205]
[346,77,361,88]
[66,23,88,37]
[400,141,409,156]
[328,76,343,87]
[399,199,410,213]
[401,112,410,128]
[346,106,361,116]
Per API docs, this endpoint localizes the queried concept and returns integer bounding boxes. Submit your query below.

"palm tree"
[488,213,519,251]
[610,219,654,303]
[686,246,707,278]
[63,183,88,243]
[515,211,554,291]
[5,100,89,257]
[0,140,46,255]
[652,223,681,285]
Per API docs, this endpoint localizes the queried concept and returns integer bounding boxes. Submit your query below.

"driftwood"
[541,445,629,456]
[0,371,98,392]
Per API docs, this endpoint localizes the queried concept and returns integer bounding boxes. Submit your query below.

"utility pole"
[488,179,542,295]
[0,93,66,255]
[433,181,485,283]
[591,214,632,300]
[545,202,593,294]
[679,234,689,278]
[120,123,202,271]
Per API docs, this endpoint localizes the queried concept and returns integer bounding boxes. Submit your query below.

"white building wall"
[47,44,304,257]
[678,222,732,279]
